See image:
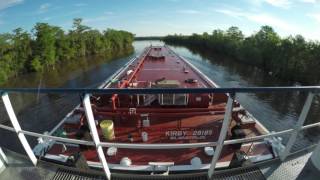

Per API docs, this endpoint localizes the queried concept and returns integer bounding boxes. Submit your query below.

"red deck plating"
[45,46,273,171]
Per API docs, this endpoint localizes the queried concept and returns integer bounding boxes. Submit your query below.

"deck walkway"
[0,147,319,180]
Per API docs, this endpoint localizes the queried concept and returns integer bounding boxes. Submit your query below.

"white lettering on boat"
[165,130,187,137]
[192,130,213,136]
[165,130,213,140]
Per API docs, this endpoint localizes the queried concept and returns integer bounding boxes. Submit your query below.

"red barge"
[33,45,276,173]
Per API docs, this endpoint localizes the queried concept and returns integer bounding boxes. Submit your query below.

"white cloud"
[83,16,108,24]
[75,3,87,7]
[177,9,201,14]
[38,3,51,14]
[264,0,292,9]
[215,7,320,40]
[166,0,181,2]
[215,8,296,31]
[82,12,114,25]
[104,11,113,15]
[246,0,263,7]
[215,9,245,19]
[0,12,4,25]
[300,0,318,3]
[245,0,293,9]
[137,20,153,24]
[307,13,320,23]
[247,14,295,30]
[0,0,23,10]
[42,17,51,21]
[40,10,82,21]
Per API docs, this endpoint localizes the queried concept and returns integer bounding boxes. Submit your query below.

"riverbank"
[1,50,133,88]
[0,18,134,85]
[163,26,320,85]
[134,36,163,41]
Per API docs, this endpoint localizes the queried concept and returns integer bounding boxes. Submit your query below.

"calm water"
[0,40,319,153]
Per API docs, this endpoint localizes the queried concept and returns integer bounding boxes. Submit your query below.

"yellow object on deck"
[100,120,115,140]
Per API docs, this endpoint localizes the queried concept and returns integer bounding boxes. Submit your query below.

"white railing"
[208,94,234,176]
[83,94,111,179]
[0,90,320,180]
[1,93,38,166]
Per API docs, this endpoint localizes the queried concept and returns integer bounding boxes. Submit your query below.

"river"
[0,40,319,153]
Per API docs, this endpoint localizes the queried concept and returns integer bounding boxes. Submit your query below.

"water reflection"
[0,52,136,152]
[0,40,319,154]
[167,42,320,146]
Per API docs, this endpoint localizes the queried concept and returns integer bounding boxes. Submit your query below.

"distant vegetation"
[164,26,320,85]
[0,18,134,84]
[134,36,163,41]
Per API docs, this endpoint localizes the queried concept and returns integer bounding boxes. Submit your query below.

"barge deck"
[33,45,274,172]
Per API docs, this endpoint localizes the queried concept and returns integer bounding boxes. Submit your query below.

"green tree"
[70,18,90,56]
[30,56,42,71]
[55,28,74,61]
[12,28,32,74]
[163,25,320,84]
[0,18,134,84]
[33,23,58,67]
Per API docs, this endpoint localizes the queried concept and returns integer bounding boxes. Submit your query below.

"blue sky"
[1,0,320,40]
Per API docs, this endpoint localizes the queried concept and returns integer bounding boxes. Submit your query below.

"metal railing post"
[311,140,320,170]
[83,94,111,180]
[1,92,38,166]
[0,147,8,165]
[280,92,314,161]
[208,93,234,179]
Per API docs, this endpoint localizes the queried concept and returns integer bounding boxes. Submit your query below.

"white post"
[0,147,8,164]
[280,93,314,161]
[208,94,234,178]
[311,141,320,170]
[1,92,38,166]
[83,94,111,180]
[0,147,8,173]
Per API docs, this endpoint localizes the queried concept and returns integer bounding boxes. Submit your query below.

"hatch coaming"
[135,46,211,89]
[110,46,214,89]
[110,46,225,108]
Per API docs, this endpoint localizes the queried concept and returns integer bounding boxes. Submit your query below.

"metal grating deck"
[50,167,265,180]
[212,167,265,180]
[260,152,313,180]
[51,168,105,180]
[2,147,319,180]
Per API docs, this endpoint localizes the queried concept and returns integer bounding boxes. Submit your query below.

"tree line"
[0,18,134,84]
[134,36,163,41]
[163,26,320,85]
